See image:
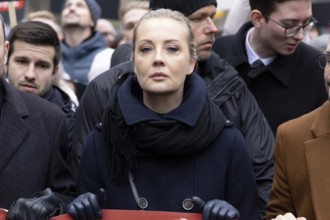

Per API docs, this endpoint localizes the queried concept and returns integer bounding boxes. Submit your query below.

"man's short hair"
[249,0,302,17]
[7,21,61,68]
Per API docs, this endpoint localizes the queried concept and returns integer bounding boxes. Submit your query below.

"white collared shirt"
[245,27,276,66]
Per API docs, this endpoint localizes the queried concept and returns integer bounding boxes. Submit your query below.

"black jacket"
[42,86,76,153]
[213,22,328,134]
[72,52,274,215]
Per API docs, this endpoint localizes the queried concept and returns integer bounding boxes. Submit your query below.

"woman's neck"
[143,91,183,114]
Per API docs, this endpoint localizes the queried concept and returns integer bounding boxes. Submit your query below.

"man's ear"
[4,41,9,65]
[250,9,264,29]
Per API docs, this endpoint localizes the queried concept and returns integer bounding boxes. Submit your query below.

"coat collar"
[304,101,330,219]
[231,22,306,87]
[310,101,330,137]
[0,79,30,172]
[118,73,207,127]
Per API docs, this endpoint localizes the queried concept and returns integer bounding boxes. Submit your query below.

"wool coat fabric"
[72,56,274,215]
[265,101,330,220]
[0,79,75,209]
[77,74,260,219]
[213,22,328,134]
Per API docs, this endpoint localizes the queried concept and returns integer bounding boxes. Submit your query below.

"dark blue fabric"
[61,32,106,85]
[78,123,260,219]
[118,73,206,126]
[76,70,260,218]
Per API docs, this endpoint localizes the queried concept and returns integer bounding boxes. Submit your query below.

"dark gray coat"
[0,79,75,209]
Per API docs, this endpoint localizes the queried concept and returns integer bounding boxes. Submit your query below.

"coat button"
[138,197,148,209]
[182,198,194,210]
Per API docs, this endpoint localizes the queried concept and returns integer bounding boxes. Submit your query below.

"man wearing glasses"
[213,0,327,134]
[264,42,330,220]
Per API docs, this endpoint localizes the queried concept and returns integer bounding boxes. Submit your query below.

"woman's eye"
[166,47,178,53]
[140,47,151,53]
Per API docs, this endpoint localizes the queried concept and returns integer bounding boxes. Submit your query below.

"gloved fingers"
[73,202,88,220]
[86,194,102,219]
[39,206,54,220]
[202,199,239,220]
[81,198,96,220]
[67,192,103,220]
[31,197,61,219]
[218,202,229,220]
[192,196,205,209]
[227,209,239,220]
[208,202,222,220]
[67,202,80,220]
[202,200,215,220]
[97,188,106,208]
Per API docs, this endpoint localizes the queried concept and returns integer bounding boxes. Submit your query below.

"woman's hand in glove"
[192,196,239,220]
[67,188,106,220]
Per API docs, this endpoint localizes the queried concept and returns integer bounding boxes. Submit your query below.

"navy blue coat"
[77,74,260,219]
[78,125,260,219]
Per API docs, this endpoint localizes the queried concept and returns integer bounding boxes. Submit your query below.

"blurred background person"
[60,0,114,100]
[96,18,117,49]
[115,0,149,47]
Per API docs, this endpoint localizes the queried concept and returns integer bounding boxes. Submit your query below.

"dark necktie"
[248,59,267,78]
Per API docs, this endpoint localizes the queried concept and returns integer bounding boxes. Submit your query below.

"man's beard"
[197,49,212,61]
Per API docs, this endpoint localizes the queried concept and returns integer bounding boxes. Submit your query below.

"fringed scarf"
[102,73,226,182]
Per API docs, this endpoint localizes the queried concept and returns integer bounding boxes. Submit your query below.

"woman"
[67,9,259,220]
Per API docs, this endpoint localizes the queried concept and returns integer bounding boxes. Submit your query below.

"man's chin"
[197,50,212,61]
[63,23,81,29]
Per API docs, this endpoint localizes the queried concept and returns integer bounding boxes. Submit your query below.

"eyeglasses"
[317,53,330,69]
[265,16,318,38]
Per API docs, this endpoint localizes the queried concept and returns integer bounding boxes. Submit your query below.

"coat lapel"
[0,81,30,172]
[305,101,330,219]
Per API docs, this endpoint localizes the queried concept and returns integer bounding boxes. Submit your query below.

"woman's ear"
[187,58,197,75]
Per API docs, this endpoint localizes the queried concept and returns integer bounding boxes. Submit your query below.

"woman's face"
[133,17,196,97]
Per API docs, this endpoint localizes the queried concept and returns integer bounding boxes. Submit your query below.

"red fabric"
[0,209,201,220]
[50,210,202,220]
[0,209,6,220]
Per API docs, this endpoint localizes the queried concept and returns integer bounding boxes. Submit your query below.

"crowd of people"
[0,0,329,219]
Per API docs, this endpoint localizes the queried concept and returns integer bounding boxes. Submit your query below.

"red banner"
[0,209,202,220]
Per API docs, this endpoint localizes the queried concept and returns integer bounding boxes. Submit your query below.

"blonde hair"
[132,9,197,60]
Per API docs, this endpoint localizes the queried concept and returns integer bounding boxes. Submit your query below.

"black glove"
[67,188,105,220]
[192,196,239,220]
[6,188,62,220]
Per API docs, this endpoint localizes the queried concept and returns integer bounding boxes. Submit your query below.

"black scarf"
[102,73,226,182]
